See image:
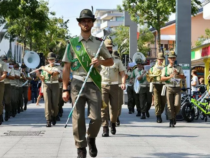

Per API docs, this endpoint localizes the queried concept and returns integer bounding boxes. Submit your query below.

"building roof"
[150,8,203,32]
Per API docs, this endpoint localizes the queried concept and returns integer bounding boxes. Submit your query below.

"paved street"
[0,101,210,158]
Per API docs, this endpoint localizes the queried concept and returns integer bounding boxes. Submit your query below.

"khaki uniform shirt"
[126,70,133,86]
[41,64,60,83]
[20,70,28,86]
[161,64,184,87]
[62,35,111,77]
[101,57,125,83]
[14,69,21,87]
[4,68,15,84]
[9,68,16,86]
[0,60,8,82]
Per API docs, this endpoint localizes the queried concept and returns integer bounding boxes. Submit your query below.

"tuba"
[24,51,40,69]
[133,52,146,93]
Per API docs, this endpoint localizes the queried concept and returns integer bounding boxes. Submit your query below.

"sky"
[48,0,123,36]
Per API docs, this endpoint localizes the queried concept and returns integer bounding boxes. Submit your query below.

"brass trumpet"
[146,62,164,83]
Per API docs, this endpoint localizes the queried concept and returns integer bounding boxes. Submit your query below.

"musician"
[9,61,17,117]
[161,51,185,127]
[36,52,60,127]
[130,59,142,117]
[136,59,152,119]
[62,9,113,158]
[0,57,8,125]
[2,56,15,121]
[126,65,135,114]
[101,41,126,137]
[14,63,22,113]
[148,53,166,123]
[21,63,31,111]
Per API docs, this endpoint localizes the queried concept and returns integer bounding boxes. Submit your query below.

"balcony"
[203,2,210,19]
[100,13,123,20]
[100,21,123,29]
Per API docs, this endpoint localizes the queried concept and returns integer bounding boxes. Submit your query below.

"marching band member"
[161,51,185,127]
[36,52,60,127]
[126,65,135,114]
[62,9,113,158]
[148,53,166,123]
[2,56,15,121]
[14,63,22,113]
[0,57,8,125]
[101,40,126,137]
[136,59,152,119]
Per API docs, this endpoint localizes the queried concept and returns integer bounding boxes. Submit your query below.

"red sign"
[201,46,210,57]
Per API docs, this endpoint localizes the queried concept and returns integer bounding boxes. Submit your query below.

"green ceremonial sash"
[69,37,102,90]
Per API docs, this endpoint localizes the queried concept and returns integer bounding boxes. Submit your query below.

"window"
[116,17,124,22]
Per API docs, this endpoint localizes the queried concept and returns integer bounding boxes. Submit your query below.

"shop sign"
[201,46,210,57]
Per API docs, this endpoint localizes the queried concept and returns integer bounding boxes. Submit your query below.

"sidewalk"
[0,102,210,158]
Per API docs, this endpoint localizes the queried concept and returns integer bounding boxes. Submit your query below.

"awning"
[191,59,205,67]
[160,35,176,41]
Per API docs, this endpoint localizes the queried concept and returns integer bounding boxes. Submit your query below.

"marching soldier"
[149,53,166,123]
[21,64,31,110]
[0,57,8,124]
[135,59,152,119]
[2,56,15,121]
[36,52,60,127]
[161,51,185,127]
[14,63,22,113]
[62,9,113,158]
[126,66,135,114]
[101,41,126,137]
[130,60,142,117]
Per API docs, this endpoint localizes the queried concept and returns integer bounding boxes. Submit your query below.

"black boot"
[77,148,87,158]
[136,111,141,117]
[116,117,120,126]
[87,137,98,157]
[102,126,109,137]
[141,113,146,119]
[169,119,175,127]
[52,117,56,125]
[111,123,116,135]
[157,115,162,123]
[128,108,132,114]
[131,107,135,113]
[173,118,176,125]
[46,121,51,127]
[24,100,28,110]
[146,111,150,118]
[0,115,3,125]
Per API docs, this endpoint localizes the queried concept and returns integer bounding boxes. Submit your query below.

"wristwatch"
[62,89,69,93]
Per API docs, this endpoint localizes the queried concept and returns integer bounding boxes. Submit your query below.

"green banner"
[70,37,102,90]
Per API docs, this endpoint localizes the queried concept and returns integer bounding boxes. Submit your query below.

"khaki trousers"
[11,86,17,114]
[166,87,181,119]
[71,79,101,148]
[139,87,152,113]
[118,86,124,117]
[153,84,166,116]
[126,85,135,110]
[3,84,11,113]
[43,83,59,121]
[101,84,119,126]
[0,82,5,115]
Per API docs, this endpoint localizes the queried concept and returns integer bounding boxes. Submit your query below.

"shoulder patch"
[95,37,103,41]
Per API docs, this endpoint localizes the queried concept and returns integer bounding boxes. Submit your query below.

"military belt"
[102,81,118,85]
[73,75,93,82]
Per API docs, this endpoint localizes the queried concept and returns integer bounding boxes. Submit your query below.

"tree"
[118,0,202,51]
[111,25,155,58]
[195,28,210,47]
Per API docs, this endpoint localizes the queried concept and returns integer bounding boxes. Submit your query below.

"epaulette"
[95,37,103,41]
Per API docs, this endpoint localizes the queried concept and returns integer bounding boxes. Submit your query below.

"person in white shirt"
[191,69,199,99]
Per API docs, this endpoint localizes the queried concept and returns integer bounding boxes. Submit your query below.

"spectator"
[191,70,199,99]
[199,78,206,94]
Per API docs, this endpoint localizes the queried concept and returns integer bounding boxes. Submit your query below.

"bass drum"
[134,76,140,94]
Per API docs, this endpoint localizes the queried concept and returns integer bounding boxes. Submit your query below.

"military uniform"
[14,65,22,113]
[101,49,125,136]
[3,57,15,121]
[161,51,184,127]
[126,70,135,113]
[0,59,8,124]
[58,65,64,118]
[40,53,60,127]
[130,67,141,116]
[149,53,166,123]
